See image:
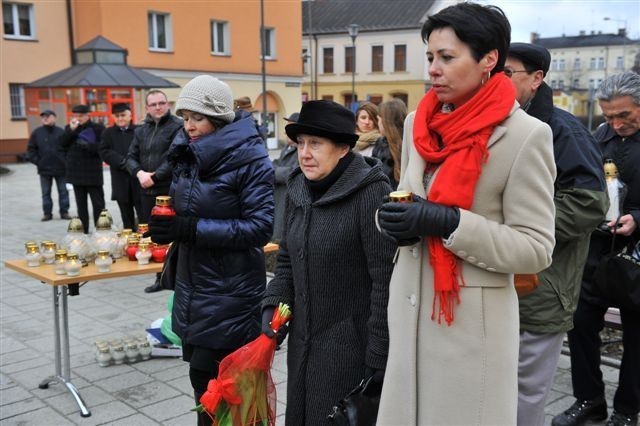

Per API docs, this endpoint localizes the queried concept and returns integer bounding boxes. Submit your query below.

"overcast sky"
[475,0,640,43]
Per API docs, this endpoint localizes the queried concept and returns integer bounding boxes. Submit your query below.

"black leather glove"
[364,366,385,384]
[261,306,289,348]
[378,194,460,242]
[147,215,197,245]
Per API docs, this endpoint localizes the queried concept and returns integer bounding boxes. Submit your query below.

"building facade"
[1,0,302,161]
[302,0,455,112]
[534,29,639,126]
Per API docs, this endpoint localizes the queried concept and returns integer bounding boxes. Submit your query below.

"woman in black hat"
[261,100,396,425]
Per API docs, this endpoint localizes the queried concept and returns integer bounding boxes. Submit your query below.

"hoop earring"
[481,72,489,86]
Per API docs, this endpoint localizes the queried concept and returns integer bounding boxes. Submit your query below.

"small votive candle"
[25,244,42,267]
[95,250,112,273]
[54,249,68,275]
[135,242,152,265]
[65,253,82,276]
[41,241,57,264]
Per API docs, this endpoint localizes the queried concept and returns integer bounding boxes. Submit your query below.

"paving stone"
[166,375,193,395]
[113,381,180,408]
[73,361,136,382]
[165,411,197,426]
[0,348,41,366]
[0,405,74,425]
[0,385,33,406]
[44,385,115,415]
[0,356,52,374]
[73,400,137,426]
[0,396,46,419]
[134,358,184,375]
[150,365,188,382]
[138,394,194,421]
[94,370,154,393]
[0,337,27,354]
[102,413,161,425]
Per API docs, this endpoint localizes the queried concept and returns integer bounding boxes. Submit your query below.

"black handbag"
[159,243,179,291]
[327,375,382,426]
[594,234,640,312]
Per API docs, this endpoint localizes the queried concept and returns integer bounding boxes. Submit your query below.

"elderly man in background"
[505,43,608,426]
[99,103,141,230]
[553,71,640,426]
[27,109,70,221]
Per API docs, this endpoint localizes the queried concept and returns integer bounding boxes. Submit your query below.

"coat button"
[487,267,496,272]
[298,249,304,260]
[457,250,467,257]
[409,294,416,306]
[411,247,419,258]
[467,256,477,263]
[477,262,487,269]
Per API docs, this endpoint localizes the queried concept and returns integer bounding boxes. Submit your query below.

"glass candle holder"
[54,249,68,275]
[126,237,140,261]
[138,341,152,360]
[24,241,38,253]
[96,346,112,367]
[151,243,169,263]
[111,345,125,365]
[125,343,139,363]
[135,242,152,265]
[137,223,149,235]
[151,196,176,217]
[95,250,112,273]
[41,241,57,264]
[26,245,42,267]
[64,253,82,276]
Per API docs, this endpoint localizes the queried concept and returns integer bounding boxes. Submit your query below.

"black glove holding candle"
[147,215,197,244]
[378,194,460,243]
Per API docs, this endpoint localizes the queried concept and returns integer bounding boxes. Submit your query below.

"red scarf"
[413,73,515,325]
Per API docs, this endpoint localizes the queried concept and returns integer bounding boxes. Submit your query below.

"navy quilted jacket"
[169,111,274,350]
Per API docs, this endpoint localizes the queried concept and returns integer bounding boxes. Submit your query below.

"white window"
[9,83,25,118]
[559,59,565,71]
[3,2,35,39]
[573,78,580,88]
[573,58,581,70]
[558,80,564,89]
[589,57,596,69]
[262,27,275,59]
[597,57,604,69]
[551,80,557,89]
[551,59,558,70]
[211,20,229,55]
[148,12,172,51]
[616,56,624,69]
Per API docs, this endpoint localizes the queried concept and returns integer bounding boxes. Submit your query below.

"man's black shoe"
[41,214,53,222]
[144,278,163,293]
[61,213,71,220]
[606,411,638,426]
[552,397,608,426]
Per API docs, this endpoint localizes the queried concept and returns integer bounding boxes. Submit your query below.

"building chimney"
[591,30,595,35]
[579,30,586,36]
[618,28,627,37]
[530,32,539,43]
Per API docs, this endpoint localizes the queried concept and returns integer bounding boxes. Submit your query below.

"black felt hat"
[284,112,300,123]
[111,103,130,114]
[39,110,56,117]
[285,101,358,148]
[71,104,90,114]
[508,43,552,76]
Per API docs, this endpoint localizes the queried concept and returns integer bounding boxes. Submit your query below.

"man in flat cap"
[271,112,299,241]
[27,110,69,221]
[505,43,608,425]
[60,104,106,233]
[99,103,141,230]
[234,96,267,142]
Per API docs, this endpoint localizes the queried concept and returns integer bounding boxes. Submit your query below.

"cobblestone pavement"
[0,163,618,425]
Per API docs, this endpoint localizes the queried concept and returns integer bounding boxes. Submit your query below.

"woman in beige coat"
[377,3,556,425]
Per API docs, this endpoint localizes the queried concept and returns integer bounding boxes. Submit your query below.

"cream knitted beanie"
[175,75,235,123]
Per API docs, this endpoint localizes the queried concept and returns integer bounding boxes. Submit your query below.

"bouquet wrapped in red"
[194,303,292,426]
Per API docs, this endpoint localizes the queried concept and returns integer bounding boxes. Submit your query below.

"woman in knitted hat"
[147,75,274,426]
[261,100,395,425]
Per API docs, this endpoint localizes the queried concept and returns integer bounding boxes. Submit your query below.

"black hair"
[206,116,228,130]
[421,2,511,75]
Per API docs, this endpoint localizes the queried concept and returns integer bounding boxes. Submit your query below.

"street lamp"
[348,23,359,110]
[604,17,628,70]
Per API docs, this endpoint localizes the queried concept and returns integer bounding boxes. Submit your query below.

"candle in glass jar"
[95,250,112,273]
[54,249,68,275]
[41,241,57,264]
[126,237,140,261]
[25,244,42,267]
[151,196,176,217]
[135,242,152,265]
[65,253,82,276]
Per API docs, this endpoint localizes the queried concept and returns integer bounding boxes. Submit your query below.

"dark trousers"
[40,175,70,216]
[73,185,105,233]
[568,296,640,416]
[116,199,142,231]
[139,193,159,224]
[190,351,231,426]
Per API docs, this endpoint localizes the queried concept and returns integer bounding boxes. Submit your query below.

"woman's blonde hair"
[379,98,407,182]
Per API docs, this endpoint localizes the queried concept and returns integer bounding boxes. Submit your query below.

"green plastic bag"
[161,292,182,347]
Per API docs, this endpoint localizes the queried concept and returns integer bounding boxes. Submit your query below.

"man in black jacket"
[60,104,106,233]
[27,110,70,221]
[126,90,182,292]
[553,71,640,426]
[99,103,141,230]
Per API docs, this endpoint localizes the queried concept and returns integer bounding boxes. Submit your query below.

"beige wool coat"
[377,103,557,426]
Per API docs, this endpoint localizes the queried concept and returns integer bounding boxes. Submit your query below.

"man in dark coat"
[554,71,640,426]
[271,112,299,241]
[27,110,70,221]
[126,90,182,292]
[99,103,141,230]
[59,104,106,233]
[505,43,609,426]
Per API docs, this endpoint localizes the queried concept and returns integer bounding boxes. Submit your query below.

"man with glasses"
[126,90,182,292]
[505,43,608,426]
